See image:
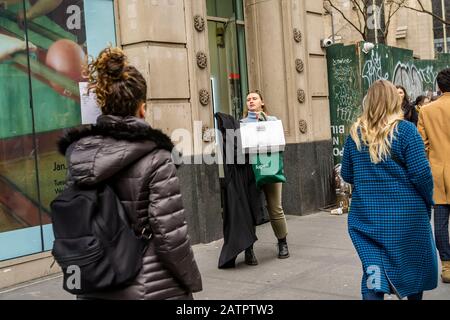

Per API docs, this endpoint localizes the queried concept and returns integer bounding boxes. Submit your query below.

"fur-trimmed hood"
[60,115,175,186]
[58,115,174,155]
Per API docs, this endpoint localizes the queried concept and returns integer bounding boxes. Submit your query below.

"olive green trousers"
[262,183,288,239]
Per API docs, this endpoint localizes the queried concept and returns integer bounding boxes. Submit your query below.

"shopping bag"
[251,152,286,188]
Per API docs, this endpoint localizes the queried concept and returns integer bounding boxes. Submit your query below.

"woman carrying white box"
[240,90,290,265]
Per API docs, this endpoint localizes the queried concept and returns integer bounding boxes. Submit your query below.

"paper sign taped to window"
[79,82,101,125]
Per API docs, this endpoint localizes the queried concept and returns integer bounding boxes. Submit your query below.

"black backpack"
[50,183,149,295]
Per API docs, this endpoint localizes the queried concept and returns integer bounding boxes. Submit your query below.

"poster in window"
[0,0,87,232]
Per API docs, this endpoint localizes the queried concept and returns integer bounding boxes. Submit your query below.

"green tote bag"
[251,152,286,189]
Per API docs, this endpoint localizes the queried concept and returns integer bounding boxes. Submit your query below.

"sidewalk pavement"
[0,211,449,300]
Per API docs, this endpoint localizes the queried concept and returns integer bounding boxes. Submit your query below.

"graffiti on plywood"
[332,58,360,124]
[392,62,441,100]
[392,63,424,100]
[362,51,389,88]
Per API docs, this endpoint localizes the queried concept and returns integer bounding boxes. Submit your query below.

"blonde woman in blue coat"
[341,80,438,300]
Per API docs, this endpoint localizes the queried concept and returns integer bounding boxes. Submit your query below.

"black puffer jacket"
[58,115,202,300]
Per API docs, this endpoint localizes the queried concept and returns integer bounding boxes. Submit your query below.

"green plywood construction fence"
[327,44,362,164]
[327,42,450,166]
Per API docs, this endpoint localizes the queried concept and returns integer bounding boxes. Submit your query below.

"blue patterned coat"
[341,120,438,298]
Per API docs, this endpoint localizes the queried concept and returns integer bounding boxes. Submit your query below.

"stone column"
[115,0,222,244]
[117,0,192,144]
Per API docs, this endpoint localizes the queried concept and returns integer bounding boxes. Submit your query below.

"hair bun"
[98,47,128,80]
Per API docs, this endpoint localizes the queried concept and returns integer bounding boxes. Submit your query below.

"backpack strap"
[105,182,153,241]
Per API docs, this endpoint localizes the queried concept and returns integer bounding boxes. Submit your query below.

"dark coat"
[402,101,418,126]
[341,121,437,298]
[58,115,202,300]
[214,113,266,268]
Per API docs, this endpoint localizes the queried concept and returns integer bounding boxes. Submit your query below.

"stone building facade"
[115,0,334,243]
[0,0,333,288]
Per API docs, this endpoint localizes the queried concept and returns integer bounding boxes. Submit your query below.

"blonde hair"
[350,80,403,164]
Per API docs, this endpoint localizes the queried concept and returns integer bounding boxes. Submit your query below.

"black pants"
[434,205,450,261]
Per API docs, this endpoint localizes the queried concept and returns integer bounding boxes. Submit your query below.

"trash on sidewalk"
[322,163,352,216]
[319,192,350,216]
[330,207,343,215]
[336,192,350,214]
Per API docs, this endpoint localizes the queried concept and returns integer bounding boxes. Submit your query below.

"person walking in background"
[342,80,438,300]
[240,90,290,265]
[418,68,450,284]
[396,85,418,126]
[413,95,431,113]
[58,47,202,299]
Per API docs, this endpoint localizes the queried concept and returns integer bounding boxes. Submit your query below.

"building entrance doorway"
[207,0,248,120]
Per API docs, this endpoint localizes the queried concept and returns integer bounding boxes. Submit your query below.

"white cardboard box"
[240,120,286,153]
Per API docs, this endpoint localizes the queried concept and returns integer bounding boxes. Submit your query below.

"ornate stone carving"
[299,120,308,134]
[196,51,208,69]
[295,58,304,73]
[194,15,205,32]
[293,28,302,43]
[202,126,215,142]
[199,89,210,106]
[297,89,306,103]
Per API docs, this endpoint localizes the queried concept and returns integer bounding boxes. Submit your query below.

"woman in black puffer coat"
[58,47,202,300]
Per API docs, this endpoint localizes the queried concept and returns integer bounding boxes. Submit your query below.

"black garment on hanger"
[214,112,266,268]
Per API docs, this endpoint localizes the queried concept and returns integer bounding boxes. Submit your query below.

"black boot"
[245,246,258,265]
[278,238,290,259]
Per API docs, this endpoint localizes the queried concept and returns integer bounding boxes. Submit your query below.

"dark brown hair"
[437,68,450,93]
[414,95,428,107]
[86,47,147,117]
[395,85,410,107]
